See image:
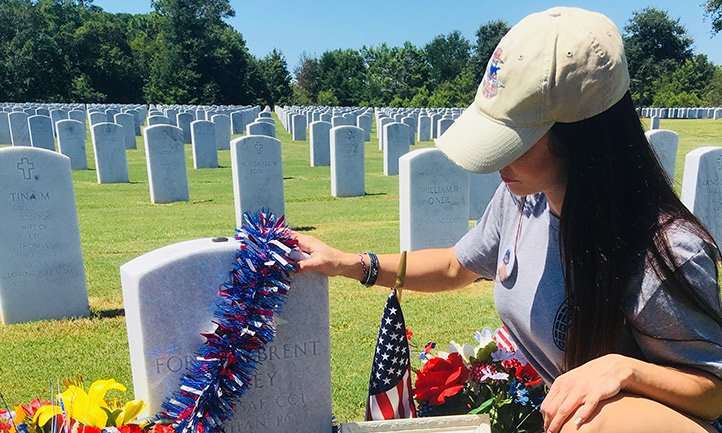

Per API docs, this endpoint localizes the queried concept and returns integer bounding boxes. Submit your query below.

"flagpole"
[395,250,407,303]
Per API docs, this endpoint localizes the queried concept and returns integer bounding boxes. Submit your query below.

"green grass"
[0,116,720,422]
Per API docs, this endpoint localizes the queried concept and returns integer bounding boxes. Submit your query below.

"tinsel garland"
[159,211,299,433]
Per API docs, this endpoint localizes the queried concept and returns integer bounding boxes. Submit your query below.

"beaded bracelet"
[358,253,368,283]
[363,252,379,287]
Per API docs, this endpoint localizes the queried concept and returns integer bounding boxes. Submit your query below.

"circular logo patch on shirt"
[553,298,570,350]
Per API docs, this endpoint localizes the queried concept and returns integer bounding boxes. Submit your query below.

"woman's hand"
[540,353,634,432]
[293,232,359,278]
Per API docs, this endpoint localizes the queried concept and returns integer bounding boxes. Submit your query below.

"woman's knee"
[557,393,716,433]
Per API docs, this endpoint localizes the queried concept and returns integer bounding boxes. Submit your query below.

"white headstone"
[28,115,55,151]
[56,119,88,170]
[0,112,11,144]
[417,115,431,142]
[230,135,285,226]
[143,125,189,204]
[91,123,130,184]
[212,114,231,150]
[645,129,678,181]
[191,120,219,169]
[177,112,194,144]
[0,147,90,324]
[9,112,31,147]
[681,146,722,245]
[148,116,171,126]
[115,113,137,149]
[357,115,372,142]
[377,117,393,151]
[291,114,307,141]
[309,121,332,167]
[120,238,331,433]
[246,121,275,137]
[650,116,660,130]
[399,148,470,252]
[469,174,501,220]
[89,112,107,126]
[330,126,365,197]
[437,118,454,137]
[383,122,410,176]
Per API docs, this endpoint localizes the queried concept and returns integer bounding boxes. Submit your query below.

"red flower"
[414,352,469,406]
[150,423,175,433]
[120,425,144,433]
[406,329,413,340]
[75,426,102,433]
[517,363,542,386]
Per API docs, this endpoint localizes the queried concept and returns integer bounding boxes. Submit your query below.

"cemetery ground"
[0,115,720,423]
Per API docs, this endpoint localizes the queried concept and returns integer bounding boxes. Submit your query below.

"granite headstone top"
[212,114,231,150]
[91,123,130,184]
[0,147,90,324]
[645,129,678,181]
[399,148,470,252]
[309,121,332,167]
[143,125,189,204]
[9,112,31,147]
[330,126,365,197]
[383,122,410,176]
[28,115,55,151]
[120,238,331,433]
[191,120,219,169]
[115,113,137,149]
[230,135,285,227]
[681,146,722,245]
[56,119,88,170]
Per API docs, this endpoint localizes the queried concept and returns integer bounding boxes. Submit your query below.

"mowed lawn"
[0,114,720,422]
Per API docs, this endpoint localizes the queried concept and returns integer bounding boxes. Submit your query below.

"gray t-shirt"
[455,183,722,385]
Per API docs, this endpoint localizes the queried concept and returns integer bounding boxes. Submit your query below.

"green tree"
[361,42,429,106]
[623,7,694,107]
[259,49,293,106]
[424,30,471,88]
[703,0,722,33]
[317,49,365,106]
[702,65,722,105]
[470,19,510,83]
[651,54,715,106]
[293,52,320,105]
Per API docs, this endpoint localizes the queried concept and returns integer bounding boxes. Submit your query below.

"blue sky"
[94,0,721,69]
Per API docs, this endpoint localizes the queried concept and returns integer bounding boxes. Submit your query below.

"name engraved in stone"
[229,395,309,432]
[240,161,278,167]
[154,340,322,374]
[9,192,50,202]
[2,266,77,279]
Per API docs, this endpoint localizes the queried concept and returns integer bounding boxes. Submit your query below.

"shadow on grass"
[91,308,126,319]
[292,226,316,232]
[364,192,387,196]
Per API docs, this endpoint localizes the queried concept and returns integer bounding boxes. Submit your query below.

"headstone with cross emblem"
[91,123,130,184]
[399,148,470,252]
[330,126,365,197]
[120,238,331,433]
[681,146,722,245]
[190,120,219,169]
[143,124,189,204]
[0,147,90,324]
[56,120,88,170]
[230,135,285,227]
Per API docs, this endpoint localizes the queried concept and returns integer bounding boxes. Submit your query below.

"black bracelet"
[363,252,379,287]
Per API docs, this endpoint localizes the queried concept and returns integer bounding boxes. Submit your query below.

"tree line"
[0,0,720,108]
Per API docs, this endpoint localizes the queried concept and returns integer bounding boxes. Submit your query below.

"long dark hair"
[551,91,722,371]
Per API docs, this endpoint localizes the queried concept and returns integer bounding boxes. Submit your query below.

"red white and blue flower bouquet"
[413,327,546,433]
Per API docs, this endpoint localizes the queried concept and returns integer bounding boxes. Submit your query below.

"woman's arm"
[540,353,722,432]
[294,233,481,292]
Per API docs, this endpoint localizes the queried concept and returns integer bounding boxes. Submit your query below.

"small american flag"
[365,289,416,420]
[493,326,516,351]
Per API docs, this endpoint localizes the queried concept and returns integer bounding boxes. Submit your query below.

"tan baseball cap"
[435,7,630,174]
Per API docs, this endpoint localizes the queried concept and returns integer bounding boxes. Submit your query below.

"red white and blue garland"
[158,211,300,433]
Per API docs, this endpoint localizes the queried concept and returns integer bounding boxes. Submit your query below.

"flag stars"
[389,307,397,316]
[384,317,393,325]
[390,332,399,341]
[381,353,389,361]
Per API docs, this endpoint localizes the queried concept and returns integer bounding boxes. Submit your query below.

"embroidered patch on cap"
[481,48,505,99]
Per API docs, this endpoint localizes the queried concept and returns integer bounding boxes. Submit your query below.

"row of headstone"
[640,107,722,120]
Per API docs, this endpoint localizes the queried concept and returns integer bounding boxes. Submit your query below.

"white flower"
[475,327,494,348]
[491,347,515,362]
[448,341,476,364]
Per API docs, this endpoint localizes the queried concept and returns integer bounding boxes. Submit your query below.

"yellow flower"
[34,379,145,428]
